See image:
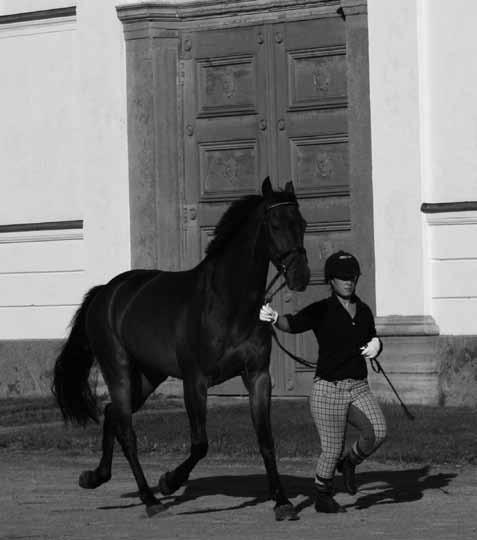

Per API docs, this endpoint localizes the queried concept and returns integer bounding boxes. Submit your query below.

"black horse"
[52,177,310,521]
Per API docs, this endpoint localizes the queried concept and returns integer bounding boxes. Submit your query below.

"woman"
[260,250,386,513]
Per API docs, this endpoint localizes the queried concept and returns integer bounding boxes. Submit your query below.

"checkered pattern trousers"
[310,377,387,480]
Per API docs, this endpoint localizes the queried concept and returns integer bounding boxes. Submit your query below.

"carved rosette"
[222,67,236,99]
[205,66,237,102]
[315,152,333,178]
[312,63,331,93]
[207,154,240,188]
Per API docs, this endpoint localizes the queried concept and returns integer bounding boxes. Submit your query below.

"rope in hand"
[264,271,319,370]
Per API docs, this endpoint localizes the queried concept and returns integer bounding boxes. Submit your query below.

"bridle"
[264,247,306,303]
[263,200,306,304]
[259,199,315,369]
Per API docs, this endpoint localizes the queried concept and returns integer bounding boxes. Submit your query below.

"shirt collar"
[329,292,361,311]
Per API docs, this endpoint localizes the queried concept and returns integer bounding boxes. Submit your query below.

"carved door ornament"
[205,66,236,100]
[222,67,236,99]
[312,63,331,93]
[315,152,333,178]
[207,154,240,188]
[223,156,239,186]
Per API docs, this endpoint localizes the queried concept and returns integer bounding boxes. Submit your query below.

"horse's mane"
[205,190,297,258]
[206,195,263,258]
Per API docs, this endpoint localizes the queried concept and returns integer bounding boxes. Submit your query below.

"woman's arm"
[259,303,319,334]
[274,314,291,332]
[360,305,382,359]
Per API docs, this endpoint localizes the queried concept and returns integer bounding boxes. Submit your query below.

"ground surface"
[2,452,476,540]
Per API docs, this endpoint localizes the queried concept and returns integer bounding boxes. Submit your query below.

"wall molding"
[0,220,83,243]
[0,6,76,25]
[376,315,440,336]
[421,201,477,214]
[426,214,477,226]
[0,220,83,233]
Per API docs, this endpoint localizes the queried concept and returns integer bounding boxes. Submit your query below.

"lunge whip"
[369,358,415,420]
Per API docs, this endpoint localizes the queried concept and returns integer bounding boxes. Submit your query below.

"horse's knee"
[191,441,208,460]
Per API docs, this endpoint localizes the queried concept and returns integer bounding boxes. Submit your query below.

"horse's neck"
[210,218,269,308]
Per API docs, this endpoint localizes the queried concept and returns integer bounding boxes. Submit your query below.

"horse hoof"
[79,470,99,489]
[78,470,110,489]
[146,503,172,518]
[158,472,175,496]
[274,503,299,521]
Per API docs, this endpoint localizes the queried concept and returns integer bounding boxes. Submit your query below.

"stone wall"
[1,337,477,406]
[438,336,477,407]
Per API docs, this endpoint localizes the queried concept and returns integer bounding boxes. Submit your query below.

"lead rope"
[263,268,286,304]
[263,269,316,370]
[270,326,316,369]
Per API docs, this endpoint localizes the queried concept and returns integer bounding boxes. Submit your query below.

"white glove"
[361,337,381,359]
[259,303,279,324]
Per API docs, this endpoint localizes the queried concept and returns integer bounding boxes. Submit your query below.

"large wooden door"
[181,15,354,395]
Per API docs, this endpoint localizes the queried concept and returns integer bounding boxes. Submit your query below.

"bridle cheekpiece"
[263,199,305,303]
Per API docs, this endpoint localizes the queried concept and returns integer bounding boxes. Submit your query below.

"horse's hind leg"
[159,375,208,495]
[78,401,115,489]
[79,373,160,490]
[108,374,169,516]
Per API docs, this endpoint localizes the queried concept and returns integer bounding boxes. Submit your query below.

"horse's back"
[106,268,202,380]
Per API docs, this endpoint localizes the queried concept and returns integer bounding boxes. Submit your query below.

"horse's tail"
[52,285,104,426]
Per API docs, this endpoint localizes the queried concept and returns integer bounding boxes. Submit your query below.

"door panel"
[182,25,269,274]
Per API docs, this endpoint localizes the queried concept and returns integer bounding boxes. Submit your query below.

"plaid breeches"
[309,377,387,479]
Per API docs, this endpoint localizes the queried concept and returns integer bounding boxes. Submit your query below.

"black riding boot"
[337,456,357,495]
[313,478,346,514]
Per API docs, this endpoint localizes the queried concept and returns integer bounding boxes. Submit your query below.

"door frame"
[117,1,374,395]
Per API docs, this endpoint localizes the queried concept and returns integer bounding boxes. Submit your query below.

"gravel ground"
[1,452,477,540]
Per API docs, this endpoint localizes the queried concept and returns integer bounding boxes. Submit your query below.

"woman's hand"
[360,337,381,359]
[259,303,279,324]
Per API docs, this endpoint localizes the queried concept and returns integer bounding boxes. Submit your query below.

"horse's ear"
[262,177,273,199]
[284,181,295,195]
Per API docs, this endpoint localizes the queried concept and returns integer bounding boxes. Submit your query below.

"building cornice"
[338,0,367,16]
[117,0,341,23]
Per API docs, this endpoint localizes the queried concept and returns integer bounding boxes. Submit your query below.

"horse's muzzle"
[285,251,310,292]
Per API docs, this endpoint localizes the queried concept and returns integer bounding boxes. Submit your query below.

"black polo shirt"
[285,294,377,381]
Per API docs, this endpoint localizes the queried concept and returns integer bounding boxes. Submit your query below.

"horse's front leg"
[158,375,208,495]
[242,369,298,521]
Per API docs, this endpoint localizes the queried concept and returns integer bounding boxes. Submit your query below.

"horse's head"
[262,177,310,292]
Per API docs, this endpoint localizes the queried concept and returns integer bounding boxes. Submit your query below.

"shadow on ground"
[102,465,456,515]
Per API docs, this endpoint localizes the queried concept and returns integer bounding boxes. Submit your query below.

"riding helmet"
[324,250,361,282]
